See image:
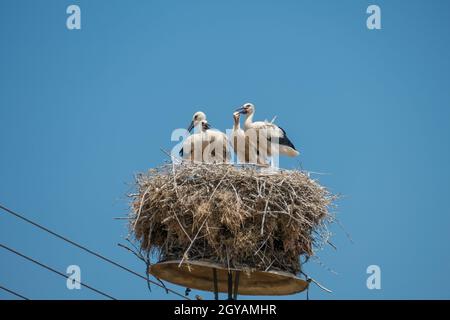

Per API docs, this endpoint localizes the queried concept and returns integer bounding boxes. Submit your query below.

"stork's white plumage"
[203,126,232,163]
[236,103,299,158]
[180,120,211,162]
[181,118,231,163]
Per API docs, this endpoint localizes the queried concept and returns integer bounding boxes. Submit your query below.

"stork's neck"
[244,111,254,130]
[233,118,240,131]
[195,123,203,133]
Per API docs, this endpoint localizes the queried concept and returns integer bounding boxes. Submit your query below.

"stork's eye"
[194,115,198,120]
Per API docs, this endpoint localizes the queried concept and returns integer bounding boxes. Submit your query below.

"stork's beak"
[235,107,246,114]
[187,121,194,132]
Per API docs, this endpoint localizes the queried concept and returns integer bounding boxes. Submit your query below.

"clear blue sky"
[1,0,450,300]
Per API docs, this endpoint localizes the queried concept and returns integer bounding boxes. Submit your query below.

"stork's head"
[236,103,254,115]
[188,111,207,132]
[200,120,211,131]
[232,111,241,127]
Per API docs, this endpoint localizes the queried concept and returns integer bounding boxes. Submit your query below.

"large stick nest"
[130,162,336,274]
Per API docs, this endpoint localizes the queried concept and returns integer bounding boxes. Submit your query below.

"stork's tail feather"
[278,145,299,157]
[287,148,300,157]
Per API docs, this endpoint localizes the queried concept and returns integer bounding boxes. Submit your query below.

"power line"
[0,285,29,300]
[0,243,116,300]
[0,204,190,300]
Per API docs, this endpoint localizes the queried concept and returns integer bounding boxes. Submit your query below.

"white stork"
[235,103,299,158]
[231,112,267,165]
[180,119,211,162]
[181,118,231,163]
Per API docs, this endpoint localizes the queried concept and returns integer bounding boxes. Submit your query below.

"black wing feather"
[275,126,297,150]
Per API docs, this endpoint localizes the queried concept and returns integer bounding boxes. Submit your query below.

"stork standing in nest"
[180,119,211,162]
[236,103,299,160]
[182,112,231,163]
[231,111,267,165]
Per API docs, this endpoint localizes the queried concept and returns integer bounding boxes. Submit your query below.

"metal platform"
[148,260,308,297]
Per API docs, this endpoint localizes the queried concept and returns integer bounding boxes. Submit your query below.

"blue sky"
[1,0,450,300]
